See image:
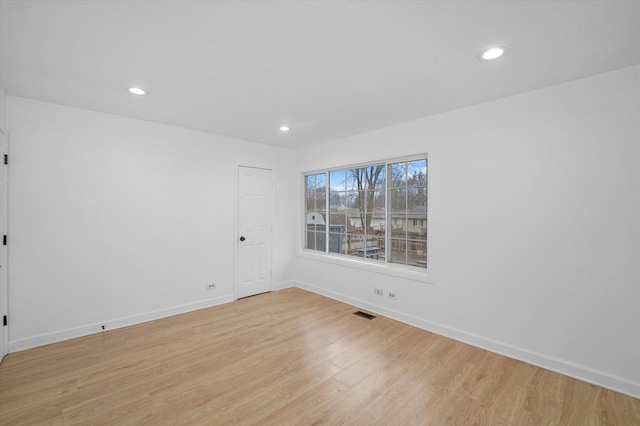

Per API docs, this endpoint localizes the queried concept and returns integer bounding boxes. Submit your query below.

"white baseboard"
[9,283,294,353]
[295,281,640,400]
[274,280,295,291]
[8,294,235,353]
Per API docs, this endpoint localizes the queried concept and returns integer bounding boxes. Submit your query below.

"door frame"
[233,163,274,300]
[0,126,8,361]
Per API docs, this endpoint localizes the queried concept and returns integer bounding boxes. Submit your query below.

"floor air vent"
[353,311,376,320]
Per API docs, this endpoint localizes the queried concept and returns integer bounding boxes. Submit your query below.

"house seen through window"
[305,156,427,269]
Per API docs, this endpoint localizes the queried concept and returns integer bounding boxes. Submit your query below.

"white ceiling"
[1,0,639,150]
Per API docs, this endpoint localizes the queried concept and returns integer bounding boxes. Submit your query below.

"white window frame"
[300,154,432,284]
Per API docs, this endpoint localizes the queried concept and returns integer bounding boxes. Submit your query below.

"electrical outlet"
[374,288,383,296]
[207,283,216,290]
[388,292,396,300]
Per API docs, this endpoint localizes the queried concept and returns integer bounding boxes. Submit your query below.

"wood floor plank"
[0,288,638,425]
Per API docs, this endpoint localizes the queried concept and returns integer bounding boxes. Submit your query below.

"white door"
[236,166,272,299]
[0,127,8,362]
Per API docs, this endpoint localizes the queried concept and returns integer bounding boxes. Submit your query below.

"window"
[304,156,427,269]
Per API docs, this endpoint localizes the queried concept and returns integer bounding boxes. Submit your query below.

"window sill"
[297,249,434,284]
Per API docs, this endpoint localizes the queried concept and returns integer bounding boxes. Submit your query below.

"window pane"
[329,191,345,211]
[407,239,427,267]
[306,193,314,211]
[408,160,427,186]
[345,190,363,210]
[347,211,363,231]
[364,189,385,211]
[361,212,374,232]
[389,188,407,212]
[390,220,406,239]
[328,232,345,254]
[408,187,427,210]
[368,236,386,262]
[369,212,386,233]
[305,173,327,252]
[305,231,326,251]
[314,192,326,211]
[345,234,366,256]
[350,224,366,235]
[391,163,407,187]
[306,193,325,213]
[372,165,386,189]
[373,189,385,210]
[305,175,315,194]
[347,166,385,191]
[390,239,407,265]
[329,170,347,191]
[305,229,315,250]
[346,169,360,191]
[306,173,327,192]
[353,244,383,260]
[306,212,324,226]
[407,204,425,240]
[329,211,347,227]
[412,218,427,238]
[407,216,424,235]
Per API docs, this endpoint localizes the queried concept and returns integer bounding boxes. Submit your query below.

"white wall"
[0,85,7,361]
[7,97,296,350]
[294,65,640,398]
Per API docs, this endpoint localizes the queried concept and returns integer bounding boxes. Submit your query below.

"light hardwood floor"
[0,288,638,425]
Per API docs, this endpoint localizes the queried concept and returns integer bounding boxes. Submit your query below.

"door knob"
[240,236,246,242]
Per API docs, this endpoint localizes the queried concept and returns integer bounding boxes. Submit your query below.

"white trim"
[294,280,640,399]
[0,125,8,361]
[297,250,433,283]
[233,162,239,300]
[8,294,235,353]
[302,153,427,176]
[273,280,295,291]
[301,154,431,278]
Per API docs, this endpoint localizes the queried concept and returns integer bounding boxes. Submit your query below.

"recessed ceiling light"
[279,126,290,132]
[128,87,146,95]
[481,47,505,61]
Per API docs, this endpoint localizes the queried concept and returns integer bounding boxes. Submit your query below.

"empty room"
[0,0,639,424]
